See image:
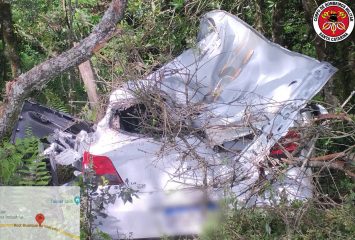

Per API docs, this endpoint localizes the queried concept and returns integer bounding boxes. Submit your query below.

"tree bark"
[0,2,21,78]
[0,22,6,84]
[78,60,99,109]
[272,0,286,45]
[254,0,265,34]
[0,0,127,139]
[281,152,355,178]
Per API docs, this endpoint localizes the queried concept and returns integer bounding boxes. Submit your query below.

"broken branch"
[281,152,355,178]
[314,113,353,122]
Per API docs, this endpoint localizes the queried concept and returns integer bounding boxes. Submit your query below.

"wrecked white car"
[13,10,336,239]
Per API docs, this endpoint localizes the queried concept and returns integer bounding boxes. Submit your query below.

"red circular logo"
[318,6,349,36]
[313,1,354,42]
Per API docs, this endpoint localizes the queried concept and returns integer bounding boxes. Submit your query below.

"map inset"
[0,186,80,240]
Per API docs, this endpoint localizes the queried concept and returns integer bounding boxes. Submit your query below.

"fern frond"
[44,89,70,113]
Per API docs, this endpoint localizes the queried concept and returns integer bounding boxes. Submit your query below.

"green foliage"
[0,134,51,186]
[7,0,95,111]
[93,229,113,240]
[201,200,355,240]
[78,103,98,122]
[44,89,70,113]
[0,140,22,184]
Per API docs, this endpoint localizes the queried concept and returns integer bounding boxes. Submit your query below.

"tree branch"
[281,152,355,178]
[271,0,286,45]
[0,0,127,139]
[314,113,353,123]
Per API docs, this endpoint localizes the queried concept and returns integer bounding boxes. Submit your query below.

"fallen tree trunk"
[0,0,127,139]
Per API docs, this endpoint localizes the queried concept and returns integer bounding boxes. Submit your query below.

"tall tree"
[0,18,6,84]
[0,1,21,78]
[272,0,287,45]
[254,0,265,34]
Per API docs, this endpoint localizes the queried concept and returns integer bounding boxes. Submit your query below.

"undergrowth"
[0,134,51,186]
[201,196,355,240]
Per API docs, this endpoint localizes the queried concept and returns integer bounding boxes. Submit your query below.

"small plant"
[0,134,51,186]
[79,157,141,240]
[44,89,70,113]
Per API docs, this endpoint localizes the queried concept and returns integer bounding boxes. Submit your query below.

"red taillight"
[82,151,123,185]
[270,130,300,157]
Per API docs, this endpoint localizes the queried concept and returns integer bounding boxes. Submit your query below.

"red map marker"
[35,213,45,226]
